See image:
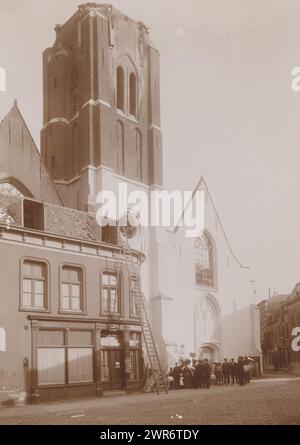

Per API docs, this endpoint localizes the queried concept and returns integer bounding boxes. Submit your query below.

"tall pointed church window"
[195,233,214,287]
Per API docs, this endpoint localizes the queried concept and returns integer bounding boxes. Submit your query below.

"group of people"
[168,357,253,390]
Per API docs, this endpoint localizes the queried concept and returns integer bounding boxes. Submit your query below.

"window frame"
[19,257,50,313]
[129,274,139,319]
[116,65,125,112]
[135,129,143,182]
[22,198,45,232]
[195,233,216,289]
[129,71,137,117]
[59,263,86,315]
[128,332,142,381]
[100,269,123,317]
[37,327,95,388]
[115,58,139,121]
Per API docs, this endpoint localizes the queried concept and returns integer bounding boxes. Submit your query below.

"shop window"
[129,332,142,380]
[37,329,94,386]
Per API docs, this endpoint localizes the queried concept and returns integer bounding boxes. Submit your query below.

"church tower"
[41,2,163,211]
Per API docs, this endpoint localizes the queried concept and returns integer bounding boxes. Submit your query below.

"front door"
[110,349,124,390]
[101,349,125,391]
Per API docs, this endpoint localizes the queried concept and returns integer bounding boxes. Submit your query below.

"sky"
[0,0,300,301]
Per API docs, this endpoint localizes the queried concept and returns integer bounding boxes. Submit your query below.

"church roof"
[0,193,101,243]
[173,176,250,270]
[0,100,64,206]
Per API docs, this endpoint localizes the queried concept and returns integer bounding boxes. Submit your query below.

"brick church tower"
[41,2,163,212]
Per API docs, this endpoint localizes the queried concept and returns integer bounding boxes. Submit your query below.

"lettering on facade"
[0,66,6,92]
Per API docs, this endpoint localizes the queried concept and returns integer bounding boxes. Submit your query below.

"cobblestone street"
[0,377,299,425]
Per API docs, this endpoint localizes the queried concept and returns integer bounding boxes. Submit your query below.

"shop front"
[29,317,144,402]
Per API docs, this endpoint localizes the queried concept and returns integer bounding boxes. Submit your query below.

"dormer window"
[23,199,45,231]
[102,225,119,245]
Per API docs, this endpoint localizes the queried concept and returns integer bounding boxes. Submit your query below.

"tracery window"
[195,234,214,287]
[195,299,216,342]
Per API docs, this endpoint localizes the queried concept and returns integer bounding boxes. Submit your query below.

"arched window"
[116,66,125,111]
[0,327,6,352]
[195,299,217,343]
[129,72,137,116]
[117,120,124,175]
[135,129,142,181]
[195,233,214,287]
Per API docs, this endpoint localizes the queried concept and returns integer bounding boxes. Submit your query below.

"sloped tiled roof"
[0,192,101,242]
[45,203,100,241]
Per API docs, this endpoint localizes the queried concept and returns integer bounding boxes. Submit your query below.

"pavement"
[0,375,300,425]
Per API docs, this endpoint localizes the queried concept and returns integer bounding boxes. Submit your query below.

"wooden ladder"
[119,231,168,395]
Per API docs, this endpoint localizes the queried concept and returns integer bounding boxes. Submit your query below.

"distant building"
[0,3,261,403]
[257,285,300,372]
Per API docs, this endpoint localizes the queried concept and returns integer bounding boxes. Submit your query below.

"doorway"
[101,349,125,391]
[100,332,125,391]
[198,343,220,362]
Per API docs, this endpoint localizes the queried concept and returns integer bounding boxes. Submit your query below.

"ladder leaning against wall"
[118,230,168,395]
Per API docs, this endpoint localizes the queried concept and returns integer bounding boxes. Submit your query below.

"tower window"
[116,66,125,111]
[117,120,124,176]
[23,199,45,231]
[129,72,137,116]
[51,155,55,171]
[53,78,57,90]
[135,129,142,182]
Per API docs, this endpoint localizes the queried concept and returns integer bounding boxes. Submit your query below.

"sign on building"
[0,327,6,352]
[0,67,6,92]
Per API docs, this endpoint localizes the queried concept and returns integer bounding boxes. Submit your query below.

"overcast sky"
[0,0,300,301]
